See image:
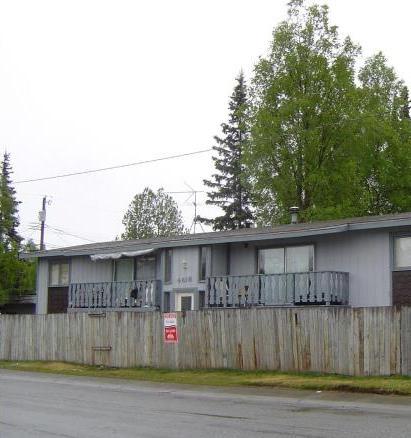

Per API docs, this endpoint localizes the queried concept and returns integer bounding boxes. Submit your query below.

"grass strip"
[1,360,411,396]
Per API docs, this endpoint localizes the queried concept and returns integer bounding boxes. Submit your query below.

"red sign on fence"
[164,312,178,343]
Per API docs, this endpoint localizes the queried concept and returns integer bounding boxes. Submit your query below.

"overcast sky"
[1,0,410,249]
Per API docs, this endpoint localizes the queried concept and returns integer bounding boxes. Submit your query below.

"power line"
[29,223,97,243]
[45,225,97,243]
[15,149,213,184]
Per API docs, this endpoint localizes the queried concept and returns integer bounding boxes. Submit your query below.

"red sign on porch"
[164,312,178,343]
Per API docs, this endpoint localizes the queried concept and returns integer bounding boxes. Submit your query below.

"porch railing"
[68,280,160,310]
[206,271,349,308]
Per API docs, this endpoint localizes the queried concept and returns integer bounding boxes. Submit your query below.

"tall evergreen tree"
[0,153,32,304]
[0,152,22,250]
[200,72,254,230]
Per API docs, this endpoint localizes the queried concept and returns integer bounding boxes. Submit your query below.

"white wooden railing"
[206,271,349,308]
[68,280,160,310]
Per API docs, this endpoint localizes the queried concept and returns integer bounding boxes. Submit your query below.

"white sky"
[1,0,410,249]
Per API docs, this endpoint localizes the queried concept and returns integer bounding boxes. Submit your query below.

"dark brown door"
[392,271,411,305]
[47,287,69,313]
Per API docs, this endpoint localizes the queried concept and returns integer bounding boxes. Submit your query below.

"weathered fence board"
[0,307,410,376]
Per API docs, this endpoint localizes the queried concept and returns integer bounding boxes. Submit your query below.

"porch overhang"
[90,248,154,261]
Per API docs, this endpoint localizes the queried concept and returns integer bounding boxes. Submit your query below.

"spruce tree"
[200,72,254,230]
[0,153,26,303]
[0,152,22,250]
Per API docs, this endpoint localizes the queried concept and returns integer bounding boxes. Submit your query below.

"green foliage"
[0,154,36,303]
[0,152,22,249]
[244,0,411,224]
[357,54,411,215]
[201,72,254,230]
[121,187,186,240]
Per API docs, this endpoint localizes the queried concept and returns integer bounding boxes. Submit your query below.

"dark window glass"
[164,249,172,283]
[198,291,205,309]
[181,296,192,311]
[163,292,170,312]
[199,246,207,281]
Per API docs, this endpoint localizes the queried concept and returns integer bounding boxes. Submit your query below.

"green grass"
[1,360,411,396]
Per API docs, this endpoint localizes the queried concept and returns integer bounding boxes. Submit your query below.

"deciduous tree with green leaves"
[245,0,411,224]
[200,71,254,230]
[357,53,411,215]
[121,187,186,240]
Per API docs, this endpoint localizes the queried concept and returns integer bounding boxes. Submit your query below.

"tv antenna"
[184,182,204,234]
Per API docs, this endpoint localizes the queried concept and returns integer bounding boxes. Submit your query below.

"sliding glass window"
[114,258,134,281]
[258,245,314,274]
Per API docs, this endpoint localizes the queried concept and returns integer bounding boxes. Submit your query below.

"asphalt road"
[1,370,411,438]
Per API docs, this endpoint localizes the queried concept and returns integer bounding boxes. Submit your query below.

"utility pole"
[39,196,47,250]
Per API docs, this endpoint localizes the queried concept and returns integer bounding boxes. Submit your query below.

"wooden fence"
[1,306,411,376]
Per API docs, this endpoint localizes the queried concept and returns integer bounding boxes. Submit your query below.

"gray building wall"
[34,229,394,313]
[229,243,256,276]
[70,257,113,283]
[211,245,228,276]
[167,246,201,290]
[36,258,49,314]
[315,230,391,307]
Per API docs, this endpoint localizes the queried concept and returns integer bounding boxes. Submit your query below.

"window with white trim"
[258,245,314,274]
[394,237,411,269]
[49,261,70,286]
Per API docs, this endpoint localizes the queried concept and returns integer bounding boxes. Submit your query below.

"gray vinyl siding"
[70,257,113,283]
[211,245,229,276]
[315,230,391,307]
[34,228,397,313]
[169,247,200,289]
[229,243,256,276]
[36,258,49,314]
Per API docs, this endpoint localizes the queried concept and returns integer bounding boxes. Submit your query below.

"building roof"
[20,211,411,259]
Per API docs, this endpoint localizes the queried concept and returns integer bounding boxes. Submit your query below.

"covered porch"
[68,279,160,311]
[206,271,349,307]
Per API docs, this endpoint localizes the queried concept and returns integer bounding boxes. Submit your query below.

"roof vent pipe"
[290,206,299,224]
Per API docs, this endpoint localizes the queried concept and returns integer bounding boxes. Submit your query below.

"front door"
[175,292,194,311]
[48,287,69,313]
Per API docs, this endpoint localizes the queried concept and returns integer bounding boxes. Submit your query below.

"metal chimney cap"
[289,206,299,224]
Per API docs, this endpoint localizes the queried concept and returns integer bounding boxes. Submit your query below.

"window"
[176,293,194,311]
[164,249,172,283]
[49,261,70,286]
[199,246,208,281]
[114,258,134,281]
[394,237,411,269]
[258,245,314,274]
[198,291,205,309]
[258,248,284,274]
[136,256,156,280]
[286,245,314,272]
[163,292,171,312]
[180,296,192,311]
